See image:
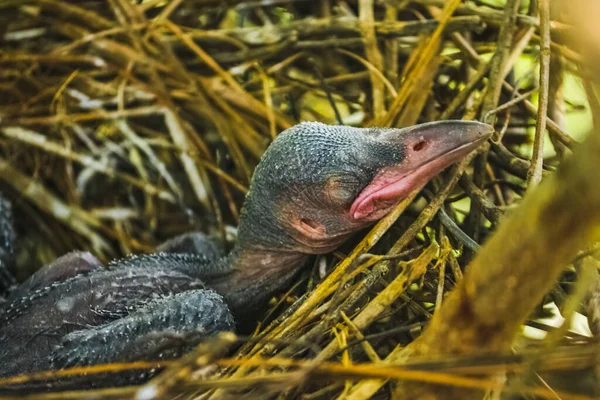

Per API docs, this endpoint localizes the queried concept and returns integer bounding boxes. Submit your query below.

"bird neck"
[207,246,310,322]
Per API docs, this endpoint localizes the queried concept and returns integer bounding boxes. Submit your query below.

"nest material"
[0,0,599,399]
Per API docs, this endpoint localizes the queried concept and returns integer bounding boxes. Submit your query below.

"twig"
[526,0,551,188]
[380,0,462,127]
[314,243,439,362]
[393,108,600,399]
[163,110,210,210]
[437,207,480,252]
[0,127,175,203]
[0,157,113,258]
[479,0,522,119]
[359,0,385,120]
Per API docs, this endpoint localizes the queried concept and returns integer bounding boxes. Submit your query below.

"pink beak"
[351,120,494,221]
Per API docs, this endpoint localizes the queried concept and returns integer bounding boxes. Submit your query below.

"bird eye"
[324,175,360,205]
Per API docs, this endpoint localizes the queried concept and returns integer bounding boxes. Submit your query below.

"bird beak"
[351,120,494,221]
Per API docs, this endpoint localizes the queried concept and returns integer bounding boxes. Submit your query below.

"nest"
[0,0,599,399]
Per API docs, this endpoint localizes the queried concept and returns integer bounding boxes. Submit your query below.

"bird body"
[0,121,493,386]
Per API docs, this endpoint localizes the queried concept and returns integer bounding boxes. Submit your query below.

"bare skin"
[0,121,493,386]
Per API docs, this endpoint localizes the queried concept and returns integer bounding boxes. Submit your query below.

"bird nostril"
[412,141,427,151]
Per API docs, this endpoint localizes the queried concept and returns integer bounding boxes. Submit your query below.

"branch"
[391,126,600,398]
[526,0,551,188]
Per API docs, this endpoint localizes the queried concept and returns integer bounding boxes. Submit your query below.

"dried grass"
[0,1,598,399]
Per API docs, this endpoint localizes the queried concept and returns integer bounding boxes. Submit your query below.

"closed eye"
[324,175,361,205]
